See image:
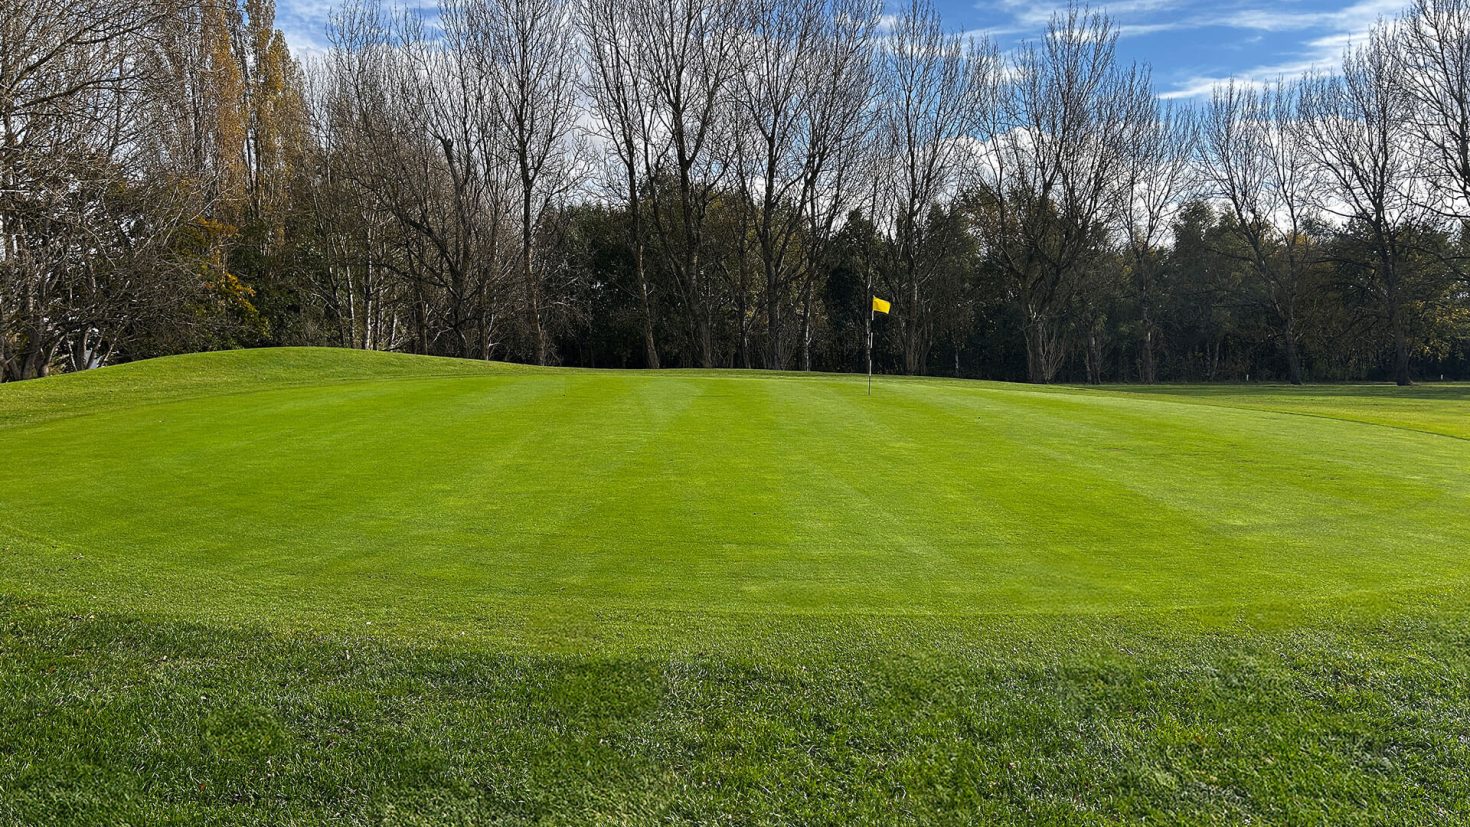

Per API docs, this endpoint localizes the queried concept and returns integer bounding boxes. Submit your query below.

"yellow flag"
[872,296,891,315]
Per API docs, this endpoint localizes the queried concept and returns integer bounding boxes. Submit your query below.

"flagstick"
[867,307,873,396]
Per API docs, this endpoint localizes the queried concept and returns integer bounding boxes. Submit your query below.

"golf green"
[2,348,1468,823]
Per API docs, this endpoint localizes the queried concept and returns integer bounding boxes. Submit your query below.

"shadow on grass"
[2,597,1467,825]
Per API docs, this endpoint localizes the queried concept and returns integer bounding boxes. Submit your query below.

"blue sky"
[954,0,1407,98]
[274,0,1408,99]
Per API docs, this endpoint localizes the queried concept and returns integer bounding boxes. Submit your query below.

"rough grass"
[2,347,1468,823]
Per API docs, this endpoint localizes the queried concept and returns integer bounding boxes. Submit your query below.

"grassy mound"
[2,347,1467,823]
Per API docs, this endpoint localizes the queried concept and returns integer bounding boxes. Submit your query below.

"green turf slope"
[2,348,1468,824]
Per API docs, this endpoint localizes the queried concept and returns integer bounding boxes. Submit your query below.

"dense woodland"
[3,0,1469,384]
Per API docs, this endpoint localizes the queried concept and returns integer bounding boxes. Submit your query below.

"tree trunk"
[1023,311,1060,384]
[7,305,56,380]
[1283,328,1303,385]
[628,186,659,369]
[12,334,51,381]
[523,194,547,366]
[766,262,781,370]
[799,276,815,372]
[1024,322,1045,384]
[638,272,659,369]
[1086,329,1103,385]
[1393,320,1412,386]
[902,280,923,374]
[696,310,714,369]
[1140,327,1157,384]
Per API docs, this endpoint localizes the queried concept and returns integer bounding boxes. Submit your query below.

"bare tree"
[465,0,582,365]
[793,0,880,371]
[301,56,404,351]
[631,0,743,367]
[972,6,1149,383]
[1118,102,1197,384]
[1300,31,1435,386]
[580,0,660,367]
[1397,0,1470,223]
[9,0,1470,385]
[325,0,515,359]
[724,0,877,371]
[874,0,988,375]
[729,0,824,369]
[0,0,210,379]
[1198,81,1318,385]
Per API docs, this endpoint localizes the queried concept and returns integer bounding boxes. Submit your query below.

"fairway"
[6,347,1469,631]
[3,348,1469,823]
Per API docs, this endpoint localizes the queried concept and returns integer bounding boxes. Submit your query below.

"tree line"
[3,0,1468,384]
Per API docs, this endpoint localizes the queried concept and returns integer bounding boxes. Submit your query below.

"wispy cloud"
[277,0,440,57]
[1157,0,1405,97]
[276,0,1409,103]
[971,0,1188,38]
[969,0,1408,99]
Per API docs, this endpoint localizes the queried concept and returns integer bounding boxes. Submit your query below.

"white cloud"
[970,0,1191,38]
[969,0,1410,99]
[277,0,441,57]
[1157,0,1407,98]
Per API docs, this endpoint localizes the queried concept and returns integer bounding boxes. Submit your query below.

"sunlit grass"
[2,348,1467,823]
